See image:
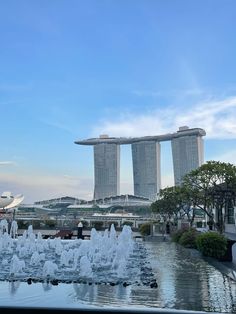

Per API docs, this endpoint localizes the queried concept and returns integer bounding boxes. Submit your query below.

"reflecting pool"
[0,242,235,313]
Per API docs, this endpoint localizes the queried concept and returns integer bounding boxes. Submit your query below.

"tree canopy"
[151,161,236,231]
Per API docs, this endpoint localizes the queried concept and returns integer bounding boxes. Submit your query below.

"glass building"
[171,127,204,185]
[132,141,161,200]
[93,142,120,200]
[75,127,206,200]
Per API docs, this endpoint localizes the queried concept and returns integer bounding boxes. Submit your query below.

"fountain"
[0,220,155,287]
[10,220,18,238]
[0,220,235,312]
[80,256,93,278]
[10,255,25,275]
[43,261,58,278]
[0,219,9,234]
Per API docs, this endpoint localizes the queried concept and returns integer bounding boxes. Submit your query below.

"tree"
[139,223,151,236]
[151,186,192,224]
[182,161,236,232]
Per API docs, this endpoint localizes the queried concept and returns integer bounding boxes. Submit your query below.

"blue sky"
[0,0,236,202]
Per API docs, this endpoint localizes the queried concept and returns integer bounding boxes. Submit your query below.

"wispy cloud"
[211,150,236,165]
[0,170,175,202]
[93,96,236,139]
[0,172,93,203]
[132,90,161,97]
[132,87,206,98]
[39,105,80,135]
[0,161,17,166]
[161,174,175,188]
[40,119,76,134]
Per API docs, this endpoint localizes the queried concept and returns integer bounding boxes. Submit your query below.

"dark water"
[0,242,235,312]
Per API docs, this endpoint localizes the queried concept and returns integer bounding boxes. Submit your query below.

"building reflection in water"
[42,282,52,292]
[9,281,21,296]
[129,242,177,308]
[72,283,132,307]
[174,249,206,311]
[20,241,235,312]
[72,283,98,304]
[136,242,236,313]
[68,242,236,312]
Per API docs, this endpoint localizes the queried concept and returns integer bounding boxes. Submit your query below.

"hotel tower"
[75,127,206,200]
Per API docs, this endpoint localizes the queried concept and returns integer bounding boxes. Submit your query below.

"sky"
[0,0,236,203]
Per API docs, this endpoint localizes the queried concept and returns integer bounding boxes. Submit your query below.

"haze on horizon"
[0,0,236,203]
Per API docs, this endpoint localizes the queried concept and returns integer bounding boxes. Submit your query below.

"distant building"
[89,194,152,207]
[0,191,24,211]
[132,141,161,200]
[171,126,204,185]
[93,137,120,200]
[67,194,152,216]
[75,126,206,200]
[34,196,84,206]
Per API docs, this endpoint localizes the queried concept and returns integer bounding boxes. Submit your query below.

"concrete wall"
[232,243,236,264]
[225,224,236,234]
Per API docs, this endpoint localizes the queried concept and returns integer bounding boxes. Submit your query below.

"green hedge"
[196,231,227,259]
[172,227,228,260]
[171,228,188,243]
[179,228,198,248]
[139,223,151,236]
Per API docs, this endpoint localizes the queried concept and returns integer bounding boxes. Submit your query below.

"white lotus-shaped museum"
[0,192,24,211]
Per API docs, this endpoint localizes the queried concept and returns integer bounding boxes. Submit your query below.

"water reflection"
[208,274,235,312]
[145,242,236,312]
[72,283,97,303]
[72,283,132,307]
[9,281,20,295]
[0,242,236,312]
[42,282,52,291]
[68,242,236,312]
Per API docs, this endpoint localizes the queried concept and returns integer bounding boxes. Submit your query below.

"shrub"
[32,220,41,229]
[171,228,188,243]
[80,220,89,228]
[91,221,104,230]
[122,221,133,227]
[108,221,118,229]
[44,219,57,228]
[139,223,151,236]
[179,228,198,248]
[196,231,227,259]
[17,220,29,229]
[44,220,56,228]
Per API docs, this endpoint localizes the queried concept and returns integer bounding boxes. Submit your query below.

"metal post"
[77,222,83,239]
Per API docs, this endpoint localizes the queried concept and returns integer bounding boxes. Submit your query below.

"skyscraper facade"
[132,141,161,200]
[171,127,204,185]
[93,142,120,200]
[75,126,206,200]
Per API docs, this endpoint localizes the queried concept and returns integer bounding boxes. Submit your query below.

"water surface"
[0,242,235,312]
